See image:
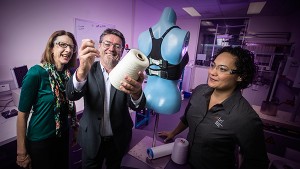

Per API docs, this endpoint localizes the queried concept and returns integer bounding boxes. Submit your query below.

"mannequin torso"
[138,7,190,114]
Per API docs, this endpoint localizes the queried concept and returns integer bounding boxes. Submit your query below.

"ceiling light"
[207,28,216,32]
[201,21,214,26]
[183,7,201,17]
[247,1,266,14]
[217,34,233,39]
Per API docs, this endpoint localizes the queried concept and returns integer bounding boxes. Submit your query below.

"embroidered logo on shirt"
[215,117,224,128]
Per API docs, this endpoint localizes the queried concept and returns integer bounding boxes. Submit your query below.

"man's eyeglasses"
[55,41,77,53]
[209,62,238,74]
[101,41,123,51]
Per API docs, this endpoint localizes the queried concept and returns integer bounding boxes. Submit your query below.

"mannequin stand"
[152,112,159,147]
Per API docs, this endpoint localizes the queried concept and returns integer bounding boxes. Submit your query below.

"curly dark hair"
[213,46,257,89]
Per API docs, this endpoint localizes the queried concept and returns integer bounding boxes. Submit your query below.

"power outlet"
[0,84,10,92]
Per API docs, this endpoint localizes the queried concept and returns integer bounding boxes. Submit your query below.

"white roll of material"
[147,142,174,160]
[171,138,189,164]
[109,49,149,90]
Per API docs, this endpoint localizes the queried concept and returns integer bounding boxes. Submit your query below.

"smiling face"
[98,34,123,72]
[52,35,75,71]
[207,52,242,92]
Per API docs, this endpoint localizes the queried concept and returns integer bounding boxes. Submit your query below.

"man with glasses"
[66,28,146,169]
[158,46,269,169]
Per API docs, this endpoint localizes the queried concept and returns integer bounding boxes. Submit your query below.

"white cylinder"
[147,142,174,160]
[171,138,189,164]
[109,49,149,90]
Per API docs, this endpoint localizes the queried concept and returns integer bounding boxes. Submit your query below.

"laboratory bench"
[0,109,84,169]
[0,97,84,169]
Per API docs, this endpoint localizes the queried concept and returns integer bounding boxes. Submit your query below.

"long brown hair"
[40,30,78,69]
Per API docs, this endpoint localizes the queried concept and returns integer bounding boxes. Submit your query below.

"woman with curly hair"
[158,46,269,169]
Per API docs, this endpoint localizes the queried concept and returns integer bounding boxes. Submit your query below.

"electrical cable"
[0,97,13,101]
[0,100,13,112]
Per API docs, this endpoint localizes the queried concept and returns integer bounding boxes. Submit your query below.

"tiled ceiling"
[139,0,299,19]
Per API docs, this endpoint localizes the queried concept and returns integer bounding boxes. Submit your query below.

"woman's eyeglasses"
[209,62,238,74]
[55,41,77,53]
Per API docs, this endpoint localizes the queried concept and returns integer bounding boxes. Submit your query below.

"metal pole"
[290,94,300,122]
[241,21,248,48]
[211,24,219,60]
[152,112,159,147]
[269,61,282,102]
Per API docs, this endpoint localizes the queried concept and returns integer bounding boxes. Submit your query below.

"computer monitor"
[11,65,28,89]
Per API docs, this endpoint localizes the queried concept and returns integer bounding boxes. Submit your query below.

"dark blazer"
[66,61,146,159]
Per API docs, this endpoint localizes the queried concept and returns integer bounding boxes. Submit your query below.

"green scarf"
[42,63,77,137]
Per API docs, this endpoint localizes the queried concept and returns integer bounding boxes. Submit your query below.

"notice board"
[74,18,115,48]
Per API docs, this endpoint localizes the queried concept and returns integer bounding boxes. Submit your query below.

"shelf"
[253,105,300,133]
[278,76,300,89]
[257,70,274,73]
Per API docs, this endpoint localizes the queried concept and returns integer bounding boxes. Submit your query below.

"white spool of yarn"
[109,49,149,90]
[171,138,189,164]
[147,142,175,160]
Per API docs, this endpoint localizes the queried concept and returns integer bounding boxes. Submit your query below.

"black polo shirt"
[181,84,269,169]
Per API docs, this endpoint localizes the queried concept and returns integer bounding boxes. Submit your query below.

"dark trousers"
[27,132,69,169]
[82,137,123,169]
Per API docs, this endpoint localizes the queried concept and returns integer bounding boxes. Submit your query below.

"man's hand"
[76,39,100,82]
[119,71,144,100]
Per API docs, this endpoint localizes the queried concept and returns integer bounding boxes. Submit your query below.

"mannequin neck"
[152,7,177,34]
[159,7,176,24]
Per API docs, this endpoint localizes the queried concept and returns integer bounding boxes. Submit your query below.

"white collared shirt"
[72,62,142,136]
[100,64,113,136]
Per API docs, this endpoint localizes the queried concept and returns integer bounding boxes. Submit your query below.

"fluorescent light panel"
[183,7,201,17]
[201,21,214,26]
[207,28,216,32]
[247,1,266,14]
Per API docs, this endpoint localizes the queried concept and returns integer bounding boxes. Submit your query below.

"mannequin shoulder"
[164,28,190,45]
[138,29,151,39]
[173,28,190,39]
[138,30,152,54]
[138,30,152,45]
